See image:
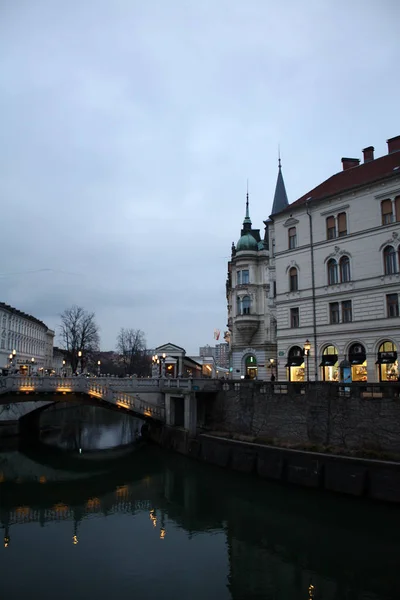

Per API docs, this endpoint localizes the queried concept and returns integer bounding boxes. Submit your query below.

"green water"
[0,405,399,600]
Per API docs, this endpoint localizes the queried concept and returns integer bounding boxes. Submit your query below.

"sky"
[0,0,399,353]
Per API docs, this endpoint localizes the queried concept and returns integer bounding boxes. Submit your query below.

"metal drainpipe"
[306,200,318,381]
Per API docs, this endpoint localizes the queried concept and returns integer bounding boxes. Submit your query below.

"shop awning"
[349,357,366,365]
[285,357,304,367]
[376,351,397,364]
[319,355,338,367]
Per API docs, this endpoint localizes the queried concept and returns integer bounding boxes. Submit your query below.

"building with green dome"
[226,163,289,380]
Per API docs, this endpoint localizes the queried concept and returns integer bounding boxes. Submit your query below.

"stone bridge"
[0,376,222,434]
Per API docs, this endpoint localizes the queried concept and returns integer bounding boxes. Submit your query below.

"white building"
[271,134,400,383]
[225,177,288,379]
[0,302,55,374]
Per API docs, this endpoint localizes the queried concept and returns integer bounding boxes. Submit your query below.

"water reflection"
[1,444,400,599]
[39,403,143,451]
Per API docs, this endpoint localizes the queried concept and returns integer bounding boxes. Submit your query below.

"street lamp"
[62,359,66,376]
[152,353,166,377]
[78,350,82,374]
[31,357,35,375]
[8,353,12,368]
[97,360,101,376]
[303,339,311,383]
[12,349,16,369]
[269,358,275,380]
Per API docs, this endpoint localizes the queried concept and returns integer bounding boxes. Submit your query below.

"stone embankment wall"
[206,382,400,455]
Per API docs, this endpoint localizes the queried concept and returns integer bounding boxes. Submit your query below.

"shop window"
[288,227,297,249]
[337,212,347,236]
[348,343,367,382]
[289,267,298,291]
[286,346,304,382]
[329,302,340,324]
[339,256,351,282]
[290,307,299,328]
[320,345,339,381]
[327,259,338,285]
[387,293,399,318]
[377,341,398,382]
[326,216,336,239]
[383,245,397,274]
[381,199,394,225]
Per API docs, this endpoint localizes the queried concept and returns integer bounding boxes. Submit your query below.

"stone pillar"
[184,392,197,436]
[165,393,173,426]
[178,356,183,378]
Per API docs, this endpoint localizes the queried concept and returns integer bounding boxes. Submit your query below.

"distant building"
[215,343,229,368]
[0,302,54,374]
[199,345,216,359]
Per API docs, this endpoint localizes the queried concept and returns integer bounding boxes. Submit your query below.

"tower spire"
[243,180,252,230]
[271,155,289,215]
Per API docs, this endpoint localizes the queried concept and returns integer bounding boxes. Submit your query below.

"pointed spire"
[243,180,252,230]
[271,155,289,215]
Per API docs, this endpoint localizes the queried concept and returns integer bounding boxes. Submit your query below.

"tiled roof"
[0,302,49,329]
[279,150,400,214]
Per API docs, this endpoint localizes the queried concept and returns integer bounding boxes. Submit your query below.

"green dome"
[236,232,258,252]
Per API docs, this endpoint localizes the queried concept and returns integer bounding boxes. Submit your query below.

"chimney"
[341,157,360,171]
[387,135,400,154]
[362,146,374,163]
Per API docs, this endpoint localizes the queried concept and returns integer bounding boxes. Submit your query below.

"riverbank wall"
[148,425,400,503]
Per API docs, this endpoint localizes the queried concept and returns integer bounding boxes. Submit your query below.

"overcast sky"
[0,1,399,353]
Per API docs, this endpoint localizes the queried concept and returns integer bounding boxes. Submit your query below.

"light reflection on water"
[39,403,143,451]
[0,406,400,599]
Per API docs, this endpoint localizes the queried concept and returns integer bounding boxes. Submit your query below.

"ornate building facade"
[227,134,400,382]
[0,302,54,374]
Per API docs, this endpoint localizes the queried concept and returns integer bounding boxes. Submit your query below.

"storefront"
[286,346,305,382]
[320,345,339,381]
[376,341,398,382]
[348,343,367,382]
[245,355,258,379]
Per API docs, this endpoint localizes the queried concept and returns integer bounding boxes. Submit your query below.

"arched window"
[337,212,347,236]
[339,256,351,282]
[381,199,393,225]
[383,245,397,275]
[377,341,398,382]
[289,267,298,291]
[288,227,297,249]
[242,296,251,315]
[396,196,400,222]
[327,259,338,285]
[326,216,336,239]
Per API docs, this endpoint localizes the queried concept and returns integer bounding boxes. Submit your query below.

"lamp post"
[78,350,82,374]
[8,353,12,368]
[31,357,35,375]
[303,339,311,383]
[97,360,101,377]
[269,358,275,380]
[62,359,66,376]
[152,353,166,378]
[12,349,16,371]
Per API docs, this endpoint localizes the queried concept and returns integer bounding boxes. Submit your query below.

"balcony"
[235,314,259,344]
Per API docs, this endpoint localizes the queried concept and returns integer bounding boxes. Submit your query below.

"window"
[290,307,299,328]
[383,245,397,275]
[342,300,352,322]
[237,270,249,285]
[381,199,394,225]
[327,259,338,285]
[329,302,340,324]
[339,256,351,282]
[288,227,297,249]
[326,216,336,239]
[242,296,251,315]
[289,267,298,291]
[387,294,399,318]
[337,212,347,236]
[396,196,400,222]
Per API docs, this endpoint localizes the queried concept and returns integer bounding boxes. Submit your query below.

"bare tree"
[60,305,100,373]
[116,328,147,375]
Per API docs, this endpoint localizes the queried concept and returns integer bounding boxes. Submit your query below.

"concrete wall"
[206,381,400,455]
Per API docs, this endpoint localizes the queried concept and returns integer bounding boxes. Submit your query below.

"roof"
[271,160,289,214]
[278,150,400,215]
[236,232,258,251]
[0,302,49,329]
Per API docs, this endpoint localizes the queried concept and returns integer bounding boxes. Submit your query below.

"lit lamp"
[62,359,66,376]
[31,357,35,375]
[8,353,12,367]
[269,358,275,380]
[303,339,311,383]
[78,350,82,374]
[97,360,101,376]
[12,349,16,369]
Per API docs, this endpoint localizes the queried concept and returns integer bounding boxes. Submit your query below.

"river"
[0,403,399,600]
